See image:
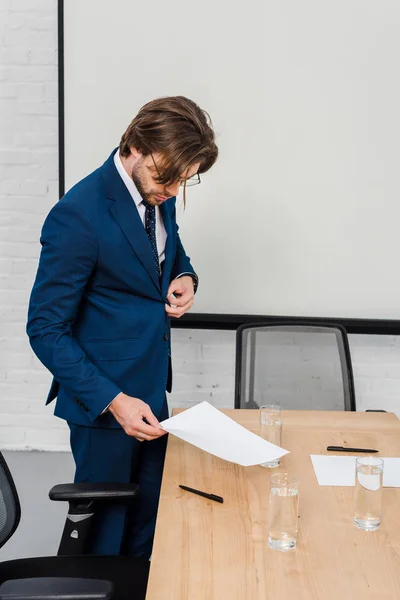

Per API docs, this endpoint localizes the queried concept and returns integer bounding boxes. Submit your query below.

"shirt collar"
[113,150,143,209]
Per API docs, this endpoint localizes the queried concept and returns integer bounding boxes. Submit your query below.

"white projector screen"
[63,0,400,319]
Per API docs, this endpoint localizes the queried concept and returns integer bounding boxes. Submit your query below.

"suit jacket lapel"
[159,200,174,296]
[102,150,161,293]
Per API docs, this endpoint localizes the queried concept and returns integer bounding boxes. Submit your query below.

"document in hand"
[160,401,289,467]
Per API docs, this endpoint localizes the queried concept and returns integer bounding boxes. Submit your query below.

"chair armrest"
[0,578,113,600]
[365,409,387,412]
[49,482,139,502]
[50,483,140,556]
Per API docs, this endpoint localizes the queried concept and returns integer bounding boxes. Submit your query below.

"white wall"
[63,0,400,320]
[0,0,399,452]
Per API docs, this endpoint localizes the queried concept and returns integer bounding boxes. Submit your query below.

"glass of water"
[353,457,384,531]
[259,405,282,467]
[268,473,299,552]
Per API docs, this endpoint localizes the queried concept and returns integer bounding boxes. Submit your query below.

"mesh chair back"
[235,323,356,411]
[0,452,21,550]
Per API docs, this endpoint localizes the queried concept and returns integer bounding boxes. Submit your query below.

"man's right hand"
[108,393,167,441]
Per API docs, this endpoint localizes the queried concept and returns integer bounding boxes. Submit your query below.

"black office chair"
[0,451,149,600]
[235,321,356,411]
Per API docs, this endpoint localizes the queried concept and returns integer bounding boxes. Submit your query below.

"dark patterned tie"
[142,200,161,278]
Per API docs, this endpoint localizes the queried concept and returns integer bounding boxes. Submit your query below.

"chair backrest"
[234,322,356,411]
[0,452,21,550]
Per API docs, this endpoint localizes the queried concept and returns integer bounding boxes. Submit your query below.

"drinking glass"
[268,473,299,551]
[259,405,282,468]
[353,456,383,531]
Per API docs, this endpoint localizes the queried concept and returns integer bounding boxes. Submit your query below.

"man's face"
[130,151,200,207]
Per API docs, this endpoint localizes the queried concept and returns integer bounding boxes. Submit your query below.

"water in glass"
[260,405,281,468]
[354,457,383,531]
[268,475,299,552]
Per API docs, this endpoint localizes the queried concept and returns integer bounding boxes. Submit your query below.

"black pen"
[327,446,378,453]
[179,485,224,504]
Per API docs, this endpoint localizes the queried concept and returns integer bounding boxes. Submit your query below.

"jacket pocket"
[82,338,141,361]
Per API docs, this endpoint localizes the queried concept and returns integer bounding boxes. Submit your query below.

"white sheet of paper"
[310,455,400,487]
[160,401,289,467]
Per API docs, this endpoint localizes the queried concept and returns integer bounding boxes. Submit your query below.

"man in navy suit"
[27,96,218,558]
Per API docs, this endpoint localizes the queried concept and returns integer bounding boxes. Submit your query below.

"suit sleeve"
[27,200,122,421]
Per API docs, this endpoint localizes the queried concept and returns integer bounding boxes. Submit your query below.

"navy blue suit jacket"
[27,149,196,428]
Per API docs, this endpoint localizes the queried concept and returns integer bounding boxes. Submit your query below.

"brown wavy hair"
[119,96,218,187]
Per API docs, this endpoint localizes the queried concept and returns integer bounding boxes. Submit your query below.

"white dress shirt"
[114,150,167,265]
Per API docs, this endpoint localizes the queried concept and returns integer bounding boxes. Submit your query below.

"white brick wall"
[0,1,399,451]
[0,0,63,450]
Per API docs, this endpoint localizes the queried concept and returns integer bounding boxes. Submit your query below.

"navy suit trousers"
[68,399,169,559]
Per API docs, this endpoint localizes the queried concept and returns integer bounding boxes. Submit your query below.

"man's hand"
[108,393,167,441]
[165,276,195,319]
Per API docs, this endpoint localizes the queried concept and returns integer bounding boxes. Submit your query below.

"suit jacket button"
[164,333,169,341]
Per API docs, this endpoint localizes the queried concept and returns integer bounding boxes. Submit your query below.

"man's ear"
[129,146,142,160]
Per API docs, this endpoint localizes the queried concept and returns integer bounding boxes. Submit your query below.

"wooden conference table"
[146,410,400,599]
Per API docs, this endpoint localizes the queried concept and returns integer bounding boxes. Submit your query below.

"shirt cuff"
[175,272,198,293]
[101,391,123,414]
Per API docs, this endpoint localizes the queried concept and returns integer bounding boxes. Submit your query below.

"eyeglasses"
[181,173,201,187]
[149,152,201,188]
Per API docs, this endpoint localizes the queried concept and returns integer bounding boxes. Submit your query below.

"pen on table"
[326,446,378,453]
[179,485,224,504]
